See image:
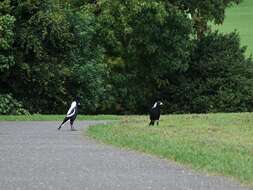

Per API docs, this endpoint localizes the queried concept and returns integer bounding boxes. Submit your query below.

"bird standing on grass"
[58,97,80,131]
[149,101,163,126]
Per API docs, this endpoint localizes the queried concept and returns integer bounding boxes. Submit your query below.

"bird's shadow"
[57,129,79,132]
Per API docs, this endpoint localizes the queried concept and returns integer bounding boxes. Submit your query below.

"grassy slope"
[0,114,120,121]
[213,0,253,56]
[88,113,253,185]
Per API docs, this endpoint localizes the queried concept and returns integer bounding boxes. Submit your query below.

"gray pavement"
[0,121,251,190]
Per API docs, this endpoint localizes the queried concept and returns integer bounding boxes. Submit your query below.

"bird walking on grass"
[58,97,80,131]
[149,101,163,126]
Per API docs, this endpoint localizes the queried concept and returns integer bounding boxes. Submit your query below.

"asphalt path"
[0,121,251,190]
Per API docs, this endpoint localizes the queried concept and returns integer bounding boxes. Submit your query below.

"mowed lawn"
[88,113,253,185]
[213,0,253,56]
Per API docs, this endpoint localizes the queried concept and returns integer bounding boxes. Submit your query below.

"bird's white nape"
[152,102,157,108]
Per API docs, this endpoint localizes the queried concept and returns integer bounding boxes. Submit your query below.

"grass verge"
[87,113,253,185]
[0,114,120,121]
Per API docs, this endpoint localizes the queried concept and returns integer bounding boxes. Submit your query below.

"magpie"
[58,97,80,131]
[149,101,163,126]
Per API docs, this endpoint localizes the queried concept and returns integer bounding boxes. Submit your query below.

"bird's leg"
[70,124,76,131]
[157,120,159,126]
[70,120,77,131]
[149,120,154,126]
[58,117,69,130]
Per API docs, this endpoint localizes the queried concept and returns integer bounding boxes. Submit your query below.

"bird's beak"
[160,102,163,106]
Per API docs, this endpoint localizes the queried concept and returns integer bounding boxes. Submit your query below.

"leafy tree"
[6,1,71,113]
[0,94,28,115]
[5,1,107,113]
[0,0,251,114]
[174,32,253,113]
[166,0,242,37]
[90,0,194,113]
[66,8,108,114]
[0,0,15,78]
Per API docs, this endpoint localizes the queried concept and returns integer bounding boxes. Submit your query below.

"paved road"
[0,121,251,190]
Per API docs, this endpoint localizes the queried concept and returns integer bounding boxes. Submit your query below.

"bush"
[178,32,253,113]
[0,94,29,115]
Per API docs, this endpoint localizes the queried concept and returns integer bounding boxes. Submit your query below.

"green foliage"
[0,0,12,14]
[173,32,253,113]
[167,0,242,37]
[97,0,193,73]
[95,0,193,113]
[5,0,106,113]
[0,0,15,74]
[65,7,109,114]
[6,0,70,113]
[0,94,29,115]
[0,0,252,114]
[71,62,108,113]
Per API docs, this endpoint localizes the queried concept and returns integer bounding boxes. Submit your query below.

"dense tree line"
[0,0,252,114]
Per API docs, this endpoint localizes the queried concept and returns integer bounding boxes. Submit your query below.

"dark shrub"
[0,94,29,115]
[181,32,253,113]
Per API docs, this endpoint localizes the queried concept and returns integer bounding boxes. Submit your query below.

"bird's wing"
[149,108,155,120]
[152,102,157,108]
[67,101,77,117]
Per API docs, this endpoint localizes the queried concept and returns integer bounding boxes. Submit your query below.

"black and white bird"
[58,97,80,131]
[149,101,163,126]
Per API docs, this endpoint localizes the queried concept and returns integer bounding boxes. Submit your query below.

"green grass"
[212,0,253,56]
[88,113,253,185]
[0,114,120,121]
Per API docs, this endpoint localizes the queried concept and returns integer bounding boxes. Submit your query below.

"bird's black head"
[152,101,163,109]
[75,96,81,106]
